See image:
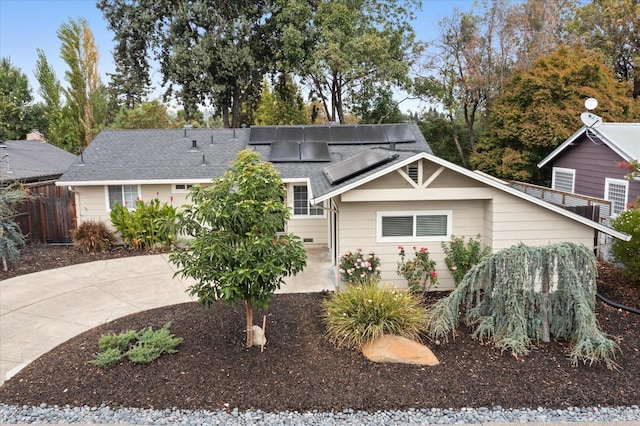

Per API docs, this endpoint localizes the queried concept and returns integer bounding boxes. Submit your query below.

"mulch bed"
[0,245,639,412]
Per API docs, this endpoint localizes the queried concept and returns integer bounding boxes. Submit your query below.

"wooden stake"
[261,315,266,353]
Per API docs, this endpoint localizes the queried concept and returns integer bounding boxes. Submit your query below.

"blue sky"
[0,0,477,112]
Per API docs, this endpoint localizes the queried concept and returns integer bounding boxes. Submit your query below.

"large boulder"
[362,334,439,366]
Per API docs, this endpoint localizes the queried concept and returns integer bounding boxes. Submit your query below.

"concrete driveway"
[0,247,335,385]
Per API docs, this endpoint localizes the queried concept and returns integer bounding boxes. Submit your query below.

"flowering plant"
[397,246,437,294]
[441,234,491,286]
[338,249,382,285]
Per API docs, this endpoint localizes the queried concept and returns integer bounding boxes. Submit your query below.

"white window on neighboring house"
[292,184,324,216]
[604,178,629,216]
[377,210,452,242]
[107,185,139,210]
[172,183,194,193]
[552,167,575,193]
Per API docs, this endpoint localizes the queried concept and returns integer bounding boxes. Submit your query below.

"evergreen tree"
[0,182,28,271]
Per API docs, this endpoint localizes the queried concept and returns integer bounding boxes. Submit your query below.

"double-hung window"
[292,184,324,216]
[107,185,139,210]
[377,210,452,242]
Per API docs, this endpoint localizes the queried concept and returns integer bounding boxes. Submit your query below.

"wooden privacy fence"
[14,181,76,244]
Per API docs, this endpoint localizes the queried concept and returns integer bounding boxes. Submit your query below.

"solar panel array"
[249,124,416,145]
[269,141,331,162]
[324,151,399,185]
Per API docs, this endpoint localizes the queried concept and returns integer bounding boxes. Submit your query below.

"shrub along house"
[56,124,628,290]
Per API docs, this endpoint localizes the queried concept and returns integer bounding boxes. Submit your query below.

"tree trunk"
[541,266,550,343]
[245,300,254,347]
[2,255,7,272]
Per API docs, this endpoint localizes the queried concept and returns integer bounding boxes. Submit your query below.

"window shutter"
[416,214,447,236]
[382,216,413,237]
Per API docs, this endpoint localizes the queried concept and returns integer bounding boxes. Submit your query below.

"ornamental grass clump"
[71,221,117,254]
[323,279,428,350]
[338,249,381,285]
[425,242,620,369]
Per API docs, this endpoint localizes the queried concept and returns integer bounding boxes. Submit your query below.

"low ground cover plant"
[71,221,116,253]
[323,278,428,349]
[396,246,438,294]
[338,249,381,285]
[441,234,492,286]
[91,323,183,367]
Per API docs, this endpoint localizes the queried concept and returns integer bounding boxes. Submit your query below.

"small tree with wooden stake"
[0,182,28,271]
[426,242,620,369]
[170,149,307,347]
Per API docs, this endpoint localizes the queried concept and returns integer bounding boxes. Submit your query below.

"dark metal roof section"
[323,150,399,185]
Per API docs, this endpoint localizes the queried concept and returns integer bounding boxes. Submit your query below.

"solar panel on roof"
[330,126,359,144]
[357,125,388,143]
[300,142,330,162]
[324,150,399,184]
[304,127,331,142]
[269,141,300,162]
[383,124,416,143]
[276,127,304,142]
[249,127,276,144]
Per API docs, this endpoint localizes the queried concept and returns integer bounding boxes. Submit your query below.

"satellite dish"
[585,98,598,111]
[581,112,602,128]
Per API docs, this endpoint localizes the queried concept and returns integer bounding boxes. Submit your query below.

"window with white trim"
[604,178,628,216]
[552,167,575,193]
[292,184,324,216]
[107,185,139,210]
[377,210,452,242]
[172,184,194,193]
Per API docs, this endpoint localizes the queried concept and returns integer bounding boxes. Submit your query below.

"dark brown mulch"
[1,245,639,412]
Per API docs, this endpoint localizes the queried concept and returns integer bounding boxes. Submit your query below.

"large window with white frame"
[552,167,575,193]
[292,184,324,216]
[377,210,452,242]
[107,185,139,210]
[604,178,628,216]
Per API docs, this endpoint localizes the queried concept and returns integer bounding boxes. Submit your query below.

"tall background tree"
[471,45,640,182]
[0,58,40,141]
[570,0,640,99]
[280,0,422,124]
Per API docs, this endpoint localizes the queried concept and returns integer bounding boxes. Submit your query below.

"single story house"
[537,121,640,216]
[57,124,628,289]
[0,138,76,184]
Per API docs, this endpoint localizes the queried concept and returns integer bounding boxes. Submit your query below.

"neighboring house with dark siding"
[537,123,640,216]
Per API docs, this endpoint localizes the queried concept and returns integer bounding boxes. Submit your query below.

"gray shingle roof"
[58,124,432,188]
[0,140,77,182]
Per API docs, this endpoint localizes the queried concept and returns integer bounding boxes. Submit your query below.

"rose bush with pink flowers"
[338,249,382,285]
[397,246,438,294]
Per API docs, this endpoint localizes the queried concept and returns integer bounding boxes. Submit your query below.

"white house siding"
[336,199,487,290]
[488,191,594,250]
[286,216,329,246]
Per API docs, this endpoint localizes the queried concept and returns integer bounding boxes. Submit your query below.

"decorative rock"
[362,334,439,365]
[251,325,266,347]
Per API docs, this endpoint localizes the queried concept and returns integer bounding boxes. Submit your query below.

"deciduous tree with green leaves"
[471,45,640,182]
[0,58,34,141]
[170,150,307,347]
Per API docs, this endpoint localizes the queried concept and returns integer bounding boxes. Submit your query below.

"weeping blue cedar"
[426,242,619,370]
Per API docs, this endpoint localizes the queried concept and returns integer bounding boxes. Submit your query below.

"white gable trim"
[312,151,631,242]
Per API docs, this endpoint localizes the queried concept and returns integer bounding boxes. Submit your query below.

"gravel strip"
[1,404,640,424]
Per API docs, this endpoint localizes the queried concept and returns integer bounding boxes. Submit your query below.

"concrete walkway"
[0,248,336,386]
